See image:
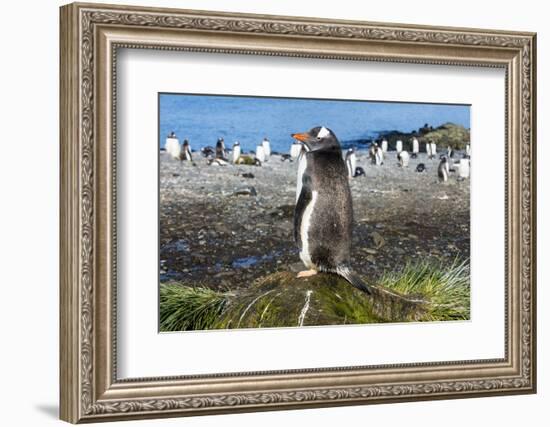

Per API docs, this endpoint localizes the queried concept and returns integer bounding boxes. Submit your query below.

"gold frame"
[60,2,537,423]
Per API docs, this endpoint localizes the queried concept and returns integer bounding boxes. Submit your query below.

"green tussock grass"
[159,284,228,331]
[377,258,470,321]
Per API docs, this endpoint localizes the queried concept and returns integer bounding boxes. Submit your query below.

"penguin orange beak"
[291,132,309,142]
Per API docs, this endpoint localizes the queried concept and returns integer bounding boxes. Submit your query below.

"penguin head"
[291,126,340,152]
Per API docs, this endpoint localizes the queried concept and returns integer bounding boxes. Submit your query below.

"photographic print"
[158,94,471,331]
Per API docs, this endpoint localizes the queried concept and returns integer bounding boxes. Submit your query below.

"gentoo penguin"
[291,126,371,294]
[438,157,449,182]
[368,142,377,163]
[465,144,471,158]
[425,141,432,159]
[232,141,241,163]
[381,138,388,153]
[165,132,181,160]
[398,150,410,167]
[180,139,192,161]
[256,145,266,163]
[208,158,229,166]
[374,145,384,166]
[345,148,357,178]
[262,137,271,160]
[447,146,452,158]
[416,163,426,173]
[396,139,403,154]
[290,141,303,159]
[201,146,215,158]
[412,137,420,157]
[215,138,227,160]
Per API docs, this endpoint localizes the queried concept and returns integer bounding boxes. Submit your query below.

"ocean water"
[159,94,470,153]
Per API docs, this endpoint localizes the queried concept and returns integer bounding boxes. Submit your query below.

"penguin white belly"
[185,150,191,161]
[256,145,266,163]
[382,140,388,152]
[346,159,353,178]
[165,137,180,159]
[459,159,470,178]
[299,190,318,269]
[396,140,403,153]
[296,153,307,202]
[262,141,271,158]
[413,140,419,154]
[375,151,383,165]
[290,143,302,159]
[232,146,241,163]
[351,155,357,175]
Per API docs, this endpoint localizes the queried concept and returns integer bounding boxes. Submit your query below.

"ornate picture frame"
[60,2,536,423]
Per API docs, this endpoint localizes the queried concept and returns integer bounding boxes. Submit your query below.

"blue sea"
[159,94,470,153]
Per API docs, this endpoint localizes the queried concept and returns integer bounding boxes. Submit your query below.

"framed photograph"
[60,2,537,423]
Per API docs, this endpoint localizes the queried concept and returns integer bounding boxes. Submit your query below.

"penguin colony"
[164,131,470,181]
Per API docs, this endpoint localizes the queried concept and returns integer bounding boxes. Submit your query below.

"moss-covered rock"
[422,123,470,150]
[378,122,470,152]
[159,259,470,331]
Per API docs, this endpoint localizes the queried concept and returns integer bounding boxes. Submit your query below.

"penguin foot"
[297,269,318,278]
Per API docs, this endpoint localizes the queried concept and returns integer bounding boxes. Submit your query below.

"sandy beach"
[159,149,470,291]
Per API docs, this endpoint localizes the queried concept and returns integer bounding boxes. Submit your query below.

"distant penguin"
[201,146,215,158]
[354,166,366,177]
[412,137,419,158]
[396,139,403,154]
[458,158,470,179]
[438,157,449,182]
[430,142,437,159]
[374,146,384,166]
[416,163,426,173]
[447,146,452,157]
[466,144,471,157]
[256,145,266,163]
[291,126,371,294]
[165,132,181,159]
[381,138,388,153]
[262,137,271,160]
[368,143,377,163]
[208,158,229,166]
[215,138,227,160]
[426,141,432,159]
[398,150,410,167]
[180,139,192,161]
[290,141,303,159]
[345,148,357,178]
[232,141,241,163]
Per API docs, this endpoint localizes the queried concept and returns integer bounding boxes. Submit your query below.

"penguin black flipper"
[294,174,312,248]
[335,265,372,295]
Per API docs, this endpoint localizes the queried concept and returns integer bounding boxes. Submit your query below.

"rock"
[214,272,428,328]
[233,186,257,197]
[371,231,386,248]
[362,248,378,255]
[242,173,255,179]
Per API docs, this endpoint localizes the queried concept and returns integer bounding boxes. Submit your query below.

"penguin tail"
[335,265,372,295]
